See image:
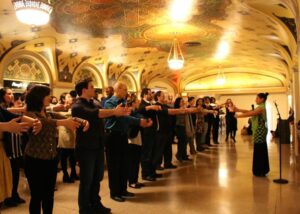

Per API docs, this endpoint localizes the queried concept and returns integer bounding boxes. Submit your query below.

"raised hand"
[32,119,42,135]
[65,118,81,131]
[82,120,90,132]
[7,117,30,134]
[140,118,153,128]
[114,104,131,117]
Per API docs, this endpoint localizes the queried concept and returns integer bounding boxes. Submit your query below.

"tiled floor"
[1,135,300,214]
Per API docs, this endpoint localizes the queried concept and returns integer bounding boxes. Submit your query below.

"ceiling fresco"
[0,0,298,93]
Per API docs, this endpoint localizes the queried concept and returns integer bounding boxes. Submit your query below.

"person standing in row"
[104,82,152,202]
[72,78,130,214]
[138,88,162,181]
[24,85,88,214]
[203,97,214,146]
[127,95,145,189]
[186,97,196,155]
[57,92,79,183]
[225,99,237,143]
[235,93,270,177]
[211,97,220,144]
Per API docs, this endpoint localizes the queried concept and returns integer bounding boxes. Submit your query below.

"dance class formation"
[0,78,271,214]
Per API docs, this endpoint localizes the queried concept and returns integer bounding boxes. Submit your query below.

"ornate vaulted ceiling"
[0,0,298,94]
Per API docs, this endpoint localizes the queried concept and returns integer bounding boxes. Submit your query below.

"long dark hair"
[174,97,182,109]
[257,92,269,102]
[0,87,12,107]
[196,98,203,107]
[26,85,51,112]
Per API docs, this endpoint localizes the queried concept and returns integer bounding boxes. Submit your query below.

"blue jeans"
[76,148,104,214]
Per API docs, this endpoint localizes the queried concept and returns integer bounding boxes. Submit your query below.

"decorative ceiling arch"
[0,49,52,84]
[73,63,104,88]
[117,72,138,92]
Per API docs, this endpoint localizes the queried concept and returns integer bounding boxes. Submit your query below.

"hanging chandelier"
[12,0,53,26]
[168,37,184,70]
[216,66,226,85]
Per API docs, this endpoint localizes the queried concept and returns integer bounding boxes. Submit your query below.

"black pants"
[212,118,220,143]
[105,132,129,197]
[76,148,104,214]
[163,131,175,166]
[205,121,212,145]
[154,131,168,168]
[24,156,58,214]
[9,157,22,199]
[141,130,156,178]
[128,144,141,184]
[253,142,270,176]
[60,148,76,177]
[176,125,188,160]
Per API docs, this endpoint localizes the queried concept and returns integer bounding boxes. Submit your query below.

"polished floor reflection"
[2,135,300,214]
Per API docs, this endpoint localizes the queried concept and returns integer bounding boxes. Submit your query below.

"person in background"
[174,97,191,162]
[195,98,206,152]
[235,93,270,177]
[50,96,58,105]
[225,99,237,143]
[24,85,88,214]
[203,96,214,146]
[186,97,196,154]
[127,95,145,189]
[2,92,27,207]
[93,89,102,108]
[154,91,187,170]
[101,86,114,107]
[138,88,162,182]
[210,97,220,144]
[58,92,79,183]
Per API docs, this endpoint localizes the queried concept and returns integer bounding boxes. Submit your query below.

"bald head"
[114,82,128,99]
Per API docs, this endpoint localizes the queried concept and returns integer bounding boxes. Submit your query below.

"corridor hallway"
[1,135,299,214]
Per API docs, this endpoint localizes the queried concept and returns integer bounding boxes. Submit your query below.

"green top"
[251,103,267,140]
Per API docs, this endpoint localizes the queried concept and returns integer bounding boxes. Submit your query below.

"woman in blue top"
[235,93,270,177]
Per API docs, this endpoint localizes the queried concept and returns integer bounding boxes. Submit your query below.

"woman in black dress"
[225,99,237,143]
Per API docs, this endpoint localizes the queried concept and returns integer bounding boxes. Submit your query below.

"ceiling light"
[168,37,184,70]
[12,0,53,26]
[215,41,230,60]
[170,0,194,22]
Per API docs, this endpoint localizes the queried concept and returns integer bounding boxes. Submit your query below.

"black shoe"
[136,182,145,187]
[63,175,74,183]
[110,196,125,202]
[92,203,111,214]
[214,141,219,144]
[164,164,177,169]
[155,173,163,178]
[4,198,18,207]
[182,157,193,161]
[156,166,164,171]
[13,196,26,204]
[122,191,135,198]
[142,176,156,181]
[129,183,141,189]
[70,174,80,181]
[196,147,205,152]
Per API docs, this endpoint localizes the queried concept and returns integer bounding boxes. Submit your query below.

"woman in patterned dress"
[235,93,270,177]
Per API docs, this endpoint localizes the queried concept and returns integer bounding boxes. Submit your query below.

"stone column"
[292,65,300,155]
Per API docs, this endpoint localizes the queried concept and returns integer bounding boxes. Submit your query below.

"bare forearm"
[168,109,185,115]
[7,107,26,114]
[98,109,116,118]
[21,116,35,127]
[236,108,250,113]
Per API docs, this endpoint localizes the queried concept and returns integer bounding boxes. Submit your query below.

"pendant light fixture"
[12,0,53,26]
[168,37,184,70]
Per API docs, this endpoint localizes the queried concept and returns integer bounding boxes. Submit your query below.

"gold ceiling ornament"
[168,37,184,70]
[12,0,53,26]
[216,65,226,85]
